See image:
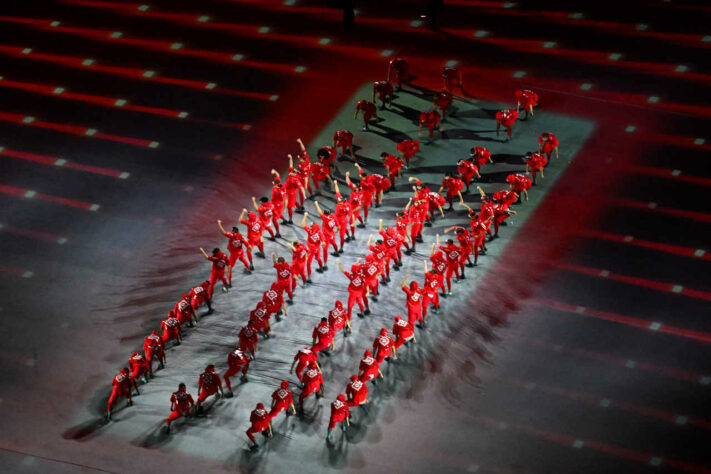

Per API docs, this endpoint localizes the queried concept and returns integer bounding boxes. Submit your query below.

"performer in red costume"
[422,261,442,316]
[429,245,448,296]
[251,196,278,241]
[326,394,350,441]
[197,365,224,411]
[173,293,198,327]
[249,301,272,338]
[246,403,272,449]
[217,221,253,280]
[354,163,378,220]
[470,146,493,168]
[143,330,165,375]
[161,310,182,345]
[418,108,443,141]
[354,99,379,131]
[298,361,325,410]
[106,368,137,420]
[496,108,518,140]
[506,173,532,202]
[333,182,356,249]
[200,247,230,297]
[346,374,368,408]
[397,138,420,168]
[314,201,340,257]
[128,351,149,384]
[270,171,288,225]
[437,235,462,294]
[442,66,463,93]
[270,380,296,418]
[358,349,384,384]
[329,300,350,336]
[333,129,355,160]
[434,90,453,119]
[372,80,394,109]
[272,254,297,302]
[515,89,538,119]
[401,275,425,327]
[525,152,547,185]
[224,347,251,395]
[312,317,336,355]
[438,172,465,211]
[444,226,474,277]
[392,315,416,347]
[538,132,559,161]
[290,347,320,381]
[302,213,327,274]
[387,57,410,90]
[336,259,370,319]
[287,240,310,285]
[457,159,480,193]
[238,320,259,359]
[382,152,404,190]
[238,208,266,257]
[164,383,195,433]
[372,328,397,363]
[262,282,288,321]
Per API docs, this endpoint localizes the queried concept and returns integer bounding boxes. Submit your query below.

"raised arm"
[458,202,473,212]
[314,201,324,216]
[251,196,260,212]
[379,219,384,233]
[200,248,209,259]
[217,220,228,236]
[271,253,277,265]
[401,274,411,288]
[336,259,346,274]
[297,138,306,153]
[424,261,428,273]
[301,213,308,228]
[367,234,373,247]
[271,169,281,181]
[238,208,247,222]
[430,243,436,257]
[288,154,294,169]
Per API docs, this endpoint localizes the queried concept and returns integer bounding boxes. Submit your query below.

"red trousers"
[209,270,228,298]
[198,385,218,404]
[224,365,248,390]
[423,292,440,317]
[347,290,367,319]
[166,407,188,425]
[445,264,460,291]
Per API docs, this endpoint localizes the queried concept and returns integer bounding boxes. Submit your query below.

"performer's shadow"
[322,429,350,468]
[131,420,173,449]
[368,121,412,143]
[443,129,497,141]
[388,102,424,123]
[492,153,527,164]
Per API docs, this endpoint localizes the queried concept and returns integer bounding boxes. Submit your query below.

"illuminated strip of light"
[0,183,99,210]
[0,146,128,178]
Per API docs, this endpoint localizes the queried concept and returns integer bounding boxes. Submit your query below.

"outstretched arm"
[251,196,260,212]
[271,253,277,265]
[301,213,308,228]
[271,169,281,181]
[336,259,346,274]
[430,243,436,257]
[379,219,384,233]
[200,248,209,259]
[314,201,325,216]
[217,220,228,236]
[297,138,306,153]
[401,274,411,288]
[238,208,247,222]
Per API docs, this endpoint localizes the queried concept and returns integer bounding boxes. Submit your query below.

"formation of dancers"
[105,59,559,449]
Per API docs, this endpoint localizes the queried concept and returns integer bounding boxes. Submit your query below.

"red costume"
[373,328,396,363]
[107,368,134,414]
[299,362,324,405]
[333,129,354,157]
[420,110,441,139]
[538,132,559,160]
[358,349,381,383]
[526,152,547,183]
[262,282,284,318]
[312,319,335,353]
[392,316,415,348]
[270,381,294,418]
[319,211,340,256]
[343,265,368,319]
[174,294,196,326]
[441,175,464,208]
[457,159,479,190]
[515,89,538,117]
[197,365,222,404]
[249,301,271,335]
[291,241,310,283]
[383,153,404,188]
[387,57,410,89]
[496,108,518,139]
[304,222,327,274]
[355,100,377,130]
[402,281,424,326]
[161,312,182,344]
[274,259,295,301]
[329,301,348,335]
[397,139,419,166]
[224,348,250,391]
[442,66,461,92]
[238,321,259,357]
[422,270,441,317]
[373,80,394,108]
[434,91,453,118]
[143,331,165,371]
[439,241,462,292]
[166,385,194,427]
[507,173,532,200]
[128,351,149,381]
[470,146,492,167]
[328,394,350,431]
[188,281,211,312]
[240,211,265,254]
[292,347,317,381]
[246,403,271,444]
[346,375,368,407]
[206,250,229,298]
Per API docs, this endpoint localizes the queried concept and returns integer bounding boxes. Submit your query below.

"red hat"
[281,380,289,389]
[350,375,359,381]
[256,403,264,410]
[395,316,402,321]
[337,394,346,402]
[335,300,343,309]
[206,364,215,372]
[364,349,372,357]
[380,328,388,336]
[410,281,419,291]
[132,351,138,356]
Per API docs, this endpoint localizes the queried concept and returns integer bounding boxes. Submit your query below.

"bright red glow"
[0,224,63,243]
[621,165,711,187]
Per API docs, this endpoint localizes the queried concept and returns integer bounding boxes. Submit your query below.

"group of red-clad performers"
[105,58,561,449]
